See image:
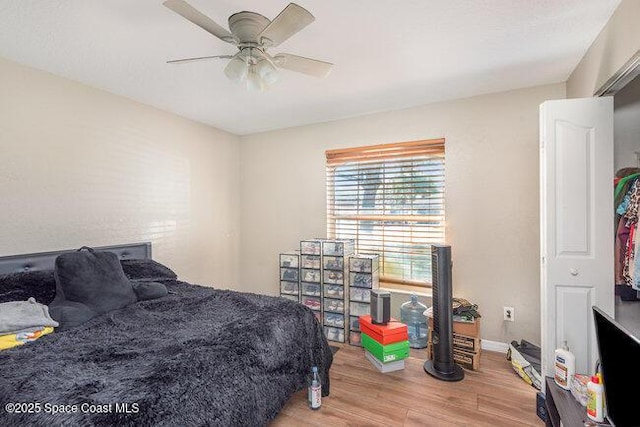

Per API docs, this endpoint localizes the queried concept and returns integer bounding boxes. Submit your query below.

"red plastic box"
[359,315,408,345]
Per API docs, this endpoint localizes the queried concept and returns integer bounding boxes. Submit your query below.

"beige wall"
[567,0,640,98]
[0,57,241,288]
[239,83,566,345]
[0,52,571,345]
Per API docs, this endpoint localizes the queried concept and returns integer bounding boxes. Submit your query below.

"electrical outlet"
[504,306,515,322]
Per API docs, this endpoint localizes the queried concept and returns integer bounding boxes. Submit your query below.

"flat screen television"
[592,306,640,426]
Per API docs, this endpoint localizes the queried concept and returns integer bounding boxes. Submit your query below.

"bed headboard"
[0,242,152,275]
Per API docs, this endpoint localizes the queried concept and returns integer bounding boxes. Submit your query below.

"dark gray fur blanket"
[0,280,332,427]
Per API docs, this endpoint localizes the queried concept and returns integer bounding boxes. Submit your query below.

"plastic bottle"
[553,341,575,390]
[400,295,428,348]
[308,366,321,410]
[596,370,607,420]
[586,375,605,422]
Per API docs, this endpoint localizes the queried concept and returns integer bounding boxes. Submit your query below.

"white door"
[540,97,614,379]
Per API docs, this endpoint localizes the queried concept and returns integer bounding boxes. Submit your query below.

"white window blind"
[326,139,445,286]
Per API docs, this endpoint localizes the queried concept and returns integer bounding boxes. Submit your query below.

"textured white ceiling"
[0,0,621,135]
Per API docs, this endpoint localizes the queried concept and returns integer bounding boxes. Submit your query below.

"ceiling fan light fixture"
[256,58,279,86]
[246,66,265,91]
[224,48,278,91]
[224,54,248,82]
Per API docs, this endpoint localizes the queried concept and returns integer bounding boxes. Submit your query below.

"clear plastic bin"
[324,326,345,342]
[324,313,345,328]
[280,268,299,281]
[323,256,344,270]
[349,331,362,346]
[324,298,344,313]
[301,269,321,283]
[349,287,370,302]
[302,296,321,311]
[300,255,321,269]
[280,281,299,295]
[349,316,361,331]
[324,284,344,299]
[350,301,370,317]
[323,270,344,285]
[301,282,321,296]
[279,253,299,268]
[350,272,372,288]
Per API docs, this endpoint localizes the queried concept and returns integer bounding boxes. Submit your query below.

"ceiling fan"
[163,0,333,90]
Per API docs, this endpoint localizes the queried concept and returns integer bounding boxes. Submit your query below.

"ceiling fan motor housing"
[228,12,271,45]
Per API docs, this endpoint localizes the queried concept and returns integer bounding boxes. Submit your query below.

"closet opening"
[608,59,640,332]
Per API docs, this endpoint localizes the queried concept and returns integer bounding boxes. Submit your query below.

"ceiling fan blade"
[163,0,235,43]
[273,53,332,78]
[167,55,234,64]
[258,3,315,47]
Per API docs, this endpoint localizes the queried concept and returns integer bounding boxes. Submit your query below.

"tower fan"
[424,244,464,381]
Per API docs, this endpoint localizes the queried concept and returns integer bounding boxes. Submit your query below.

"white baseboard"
[481,339,509,354]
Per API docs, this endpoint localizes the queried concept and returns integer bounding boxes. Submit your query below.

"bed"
[0,243,332,426]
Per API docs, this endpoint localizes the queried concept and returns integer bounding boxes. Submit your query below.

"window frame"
[325,138,445,287]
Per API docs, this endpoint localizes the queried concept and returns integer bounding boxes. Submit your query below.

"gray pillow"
[132,281,168,301]
[49,247,138,330]
[120,258,178,282]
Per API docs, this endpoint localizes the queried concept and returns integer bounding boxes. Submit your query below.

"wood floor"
[271,344,544,426]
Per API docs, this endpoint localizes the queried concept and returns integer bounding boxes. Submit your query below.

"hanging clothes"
[624,179,640,224]
[614,169,640,234]
[623,222,636,286]
[615,171,640,201]
[635,236,640,290]
[616,217,631,285]
[614,169,640,299]
[623,180,640,287]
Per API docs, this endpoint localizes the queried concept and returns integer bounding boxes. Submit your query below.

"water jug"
[400,294,428,348]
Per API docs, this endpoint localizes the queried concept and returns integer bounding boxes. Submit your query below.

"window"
[326,139,445,286]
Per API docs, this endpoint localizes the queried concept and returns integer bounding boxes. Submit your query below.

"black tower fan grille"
[423,244,464,381]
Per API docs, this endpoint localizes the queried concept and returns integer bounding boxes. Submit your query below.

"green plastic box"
[361,333,409,363]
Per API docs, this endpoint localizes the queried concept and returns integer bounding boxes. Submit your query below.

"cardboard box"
[452,333,481,353]
[359,315,408,345]
[428,330,481,354]
[361,333,409,363]
[452,348,480,370]
[427,342,480,371]
[428,317,480,338]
